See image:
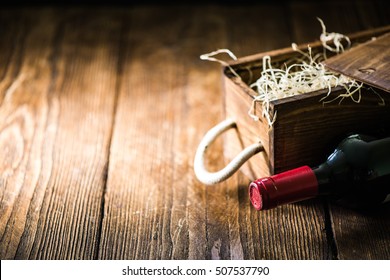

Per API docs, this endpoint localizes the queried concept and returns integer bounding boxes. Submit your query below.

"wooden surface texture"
[0,1,389,260]
[324,32,390,92]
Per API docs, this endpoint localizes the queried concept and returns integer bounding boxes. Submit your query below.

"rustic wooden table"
[0,1,389,260]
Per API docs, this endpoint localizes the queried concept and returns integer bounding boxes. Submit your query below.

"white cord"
[194,118,264,185]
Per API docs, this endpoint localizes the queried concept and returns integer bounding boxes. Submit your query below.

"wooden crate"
[222,26,390,180]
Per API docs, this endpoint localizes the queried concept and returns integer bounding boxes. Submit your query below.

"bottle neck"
[312,164,334,195]
[249,166,319,210]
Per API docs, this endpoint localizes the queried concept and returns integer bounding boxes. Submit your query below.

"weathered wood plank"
[0,2,388,261]
[0,9,120,259]
[98,6,222,260]
[290,0,390,259]
[0,9,60,260]
[329,205,390,259]
[99,4,330,260]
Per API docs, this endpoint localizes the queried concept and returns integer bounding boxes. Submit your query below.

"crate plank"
[324,33,390,92]
[224,25,390,180]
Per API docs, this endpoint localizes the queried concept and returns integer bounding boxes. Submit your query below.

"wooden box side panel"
[272,88,390,173]
[223,77,272,179]
[222,26,390,179]
[223,78,390,179]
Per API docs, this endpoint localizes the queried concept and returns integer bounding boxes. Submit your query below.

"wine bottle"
[249,134,390,210]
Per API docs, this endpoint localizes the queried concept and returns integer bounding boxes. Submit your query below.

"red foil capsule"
[249,166,319,210]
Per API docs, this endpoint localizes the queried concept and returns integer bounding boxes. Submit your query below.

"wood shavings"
[200,19,379,128]
[248,42,363,126]
[317,17,351,54]
[200,49,240,78]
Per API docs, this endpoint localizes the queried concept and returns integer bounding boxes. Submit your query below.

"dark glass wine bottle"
[249,134,390,210]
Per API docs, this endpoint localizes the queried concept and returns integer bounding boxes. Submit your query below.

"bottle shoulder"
[337,137,368,165]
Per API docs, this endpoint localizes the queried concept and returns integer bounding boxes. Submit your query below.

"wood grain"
[0,10,65,260]
[328,204,390,259]
[324,33,390,92]
[97,4,330,260]
[290,2,390,260]
[0,9,120,259]
[0,2,388,260]
[98,7,203,260]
